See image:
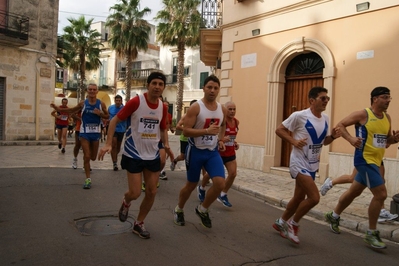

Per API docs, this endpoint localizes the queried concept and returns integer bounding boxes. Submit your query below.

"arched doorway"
[280,52,325,166]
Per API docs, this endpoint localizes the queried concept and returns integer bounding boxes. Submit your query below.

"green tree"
[62,16,102,101]
[155,0,201,123]
[106,0,151,101]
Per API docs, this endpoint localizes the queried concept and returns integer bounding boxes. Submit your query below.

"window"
[199,72,209,89]
[132,61,141,70]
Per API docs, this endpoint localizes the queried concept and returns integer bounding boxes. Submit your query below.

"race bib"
[85,123,100,133]
[60,115,68,120]
[373,134,387,148]
[225,135,236,147]
[139,117,159,139]
[307,144,322,163]
[201,134,214,145]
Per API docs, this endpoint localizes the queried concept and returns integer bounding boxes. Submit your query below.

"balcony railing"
[201,0,222,29]
[0,10,29,40]
[118,68,177,85]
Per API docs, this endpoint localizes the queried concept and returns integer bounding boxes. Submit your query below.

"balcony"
[200,0,222,67]
[0,10,29,46]
[117,68,177,85]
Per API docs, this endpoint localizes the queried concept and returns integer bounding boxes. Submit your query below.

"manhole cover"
[75,216,133,236]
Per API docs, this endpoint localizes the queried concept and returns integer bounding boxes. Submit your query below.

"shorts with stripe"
[185,144,225,183]
[355,164,384,188]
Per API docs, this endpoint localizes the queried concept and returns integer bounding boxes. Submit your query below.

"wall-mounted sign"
[40,68,51,78]
[241,53,257,68]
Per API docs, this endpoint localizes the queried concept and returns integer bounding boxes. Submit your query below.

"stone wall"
[0,0,59,140]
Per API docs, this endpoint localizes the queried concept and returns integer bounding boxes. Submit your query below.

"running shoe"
[320,177,332,196]
[113,163,118,171]
[378,209,398,222]
[364,230,386,249]
[170,160,176,171]
[325,211,340,234]
[61,148,65,154]
[173,209,185,226]
[195,205,212,228]
[83,178,91,189]
[118,199,130,222]
[217,194,232,207]
[58,143,61,149]
[197,186,205,203]
[141,182,146,192]
[72,158,77,169]
[287,222,300,244]
[272,218,288,238]
[133,221,150,239]
[159,171,168,180]
[157,182,160,188]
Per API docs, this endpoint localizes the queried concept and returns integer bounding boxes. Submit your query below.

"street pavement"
[1,133,399,245]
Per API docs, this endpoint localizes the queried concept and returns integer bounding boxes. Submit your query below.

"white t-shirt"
[282,108,329,173]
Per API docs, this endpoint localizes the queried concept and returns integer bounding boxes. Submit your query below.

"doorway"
[280,52,324,167]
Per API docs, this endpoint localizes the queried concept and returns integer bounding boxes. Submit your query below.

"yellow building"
[200,0,399,196]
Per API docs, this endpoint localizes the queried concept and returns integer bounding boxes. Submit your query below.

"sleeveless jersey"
[180,133,188,142]
[188,99,224,151]
[80,99,102,134]
[122,94,164,160]
[219,118,239,157]
[282,108,329,173]
[56,105,69,126]
[354,108,389,166]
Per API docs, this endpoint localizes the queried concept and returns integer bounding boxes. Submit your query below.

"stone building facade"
[0,0,59,141]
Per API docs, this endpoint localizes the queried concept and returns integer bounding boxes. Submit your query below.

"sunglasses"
[316,96,330,102]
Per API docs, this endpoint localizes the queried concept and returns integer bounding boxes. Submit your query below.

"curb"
[232,183,399,244]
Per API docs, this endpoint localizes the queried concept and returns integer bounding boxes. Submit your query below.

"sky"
[58,0,163,34]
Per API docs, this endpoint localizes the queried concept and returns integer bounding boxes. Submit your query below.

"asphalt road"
[1,167,399,266]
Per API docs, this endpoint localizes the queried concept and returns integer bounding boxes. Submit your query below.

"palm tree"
[62,16,102,101]
[106,0,152,101]
[155,0,201,123]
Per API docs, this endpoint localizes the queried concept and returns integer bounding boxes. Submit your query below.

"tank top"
[56,105,69,126]
[188,99,224,151]
[354,108,389,166]
[80,99,102,134]
[219,118,239,157]
[122,94,163,160]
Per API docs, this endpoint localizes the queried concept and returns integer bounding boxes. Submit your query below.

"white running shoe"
[287,221,300,244]
[72,158,77,169]
[378,209,398,222]
[320,177,332,196]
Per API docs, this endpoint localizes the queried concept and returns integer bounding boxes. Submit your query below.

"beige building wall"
[220,1,399,196]
[0,0,59,141]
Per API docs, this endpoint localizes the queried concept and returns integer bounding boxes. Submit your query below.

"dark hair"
[62,98,68,102]
[203,75,220,87]
[114,95,122,100]
[308,86,328,99]
[147,71,166,85]
[190,99,197,106]
[370,86,390,105]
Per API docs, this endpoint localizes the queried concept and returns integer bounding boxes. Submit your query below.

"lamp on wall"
[356,2,370,12]
[252,29,260,36]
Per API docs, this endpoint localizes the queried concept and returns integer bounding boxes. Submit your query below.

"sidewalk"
[1,134,399,243]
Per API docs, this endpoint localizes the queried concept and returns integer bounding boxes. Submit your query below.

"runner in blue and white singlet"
[80,98,103,141]
[283,108,329,179]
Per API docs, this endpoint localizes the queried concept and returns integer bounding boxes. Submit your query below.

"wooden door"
[280,75,324,166]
